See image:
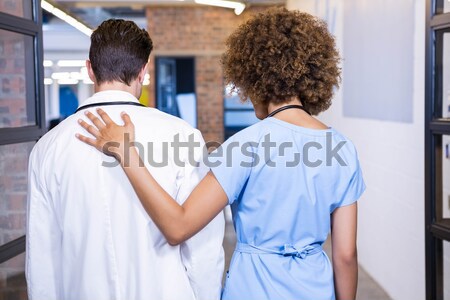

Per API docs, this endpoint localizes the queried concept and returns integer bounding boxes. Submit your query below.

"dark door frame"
[0,0,45,263]
[425,1,450,299]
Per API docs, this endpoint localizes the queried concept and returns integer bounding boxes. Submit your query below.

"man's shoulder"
[134,107,199,135]
[31,114,80,159]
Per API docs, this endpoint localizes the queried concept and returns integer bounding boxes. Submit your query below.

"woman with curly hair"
[77,8,365,300]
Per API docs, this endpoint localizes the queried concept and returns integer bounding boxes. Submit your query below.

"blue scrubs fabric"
[210,118,366,300]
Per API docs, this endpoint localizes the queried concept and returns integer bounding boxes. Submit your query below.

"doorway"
[155,57,196,128]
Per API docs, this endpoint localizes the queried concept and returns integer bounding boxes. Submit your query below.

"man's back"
[26,90,224,300]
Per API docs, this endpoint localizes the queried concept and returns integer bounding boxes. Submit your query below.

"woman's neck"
[267,98,304,115]
[267,98,328,130]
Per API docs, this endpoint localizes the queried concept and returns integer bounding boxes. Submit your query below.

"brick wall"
[0,142,33,300]
[146,6,270,144]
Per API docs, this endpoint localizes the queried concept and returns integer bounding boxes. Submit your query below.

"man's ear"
[138,62,149,84]
[86,60,97,83]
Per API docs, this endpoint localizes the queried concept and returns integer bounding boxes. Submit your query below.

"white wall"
[286,0,426,299]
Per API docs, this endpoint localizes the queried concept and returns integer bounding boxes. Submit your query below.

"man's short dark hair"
[89,19,153,86]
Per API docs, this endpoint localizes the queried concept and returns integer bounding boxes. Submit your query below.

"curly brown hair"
[221,8,341,115]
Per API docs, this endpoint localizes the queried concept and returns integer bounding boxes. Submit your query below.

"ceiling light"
[194,0,245,15]
[58,79,79,85]
[51,72,70,80]
[44,78,53,85]
[41,0,93,36]
[70,72,84,80]
[233,3,245,15]
[43,60,53,67]
[57,60,86,67]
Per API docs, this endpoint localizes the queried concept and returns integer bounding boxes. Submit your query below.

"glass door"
[425,1,450,299]
[155,57,197,128]
[0,0,45,298]
[156,57,178,116]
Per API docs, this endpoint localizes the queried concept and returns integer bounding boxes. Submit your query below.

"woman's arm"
[331,203,358,300]
[77,109,228,245]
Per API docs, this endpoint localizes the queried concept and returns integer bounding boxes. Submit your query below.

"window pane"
[445,0,450,14]
[0,252,27,300]
[440,135,450,227]
[444,32,450,119]
[0,0,32,19]
[0,29,36,128]
[0,142,34,245]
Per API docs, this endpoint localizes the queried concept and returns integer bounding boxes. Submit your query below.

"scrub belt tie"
[235,242,323,259]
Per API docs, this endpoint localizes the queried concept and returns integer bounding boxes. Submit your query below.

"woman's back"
[211,117,365,299]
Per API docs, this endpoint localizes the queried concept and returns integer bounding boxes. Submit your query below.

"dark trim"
[430,13,450,29]
[35,0,47,135]
[430,120,450,134]
[0,12,39,35]
[425,0,450,299]
[0,236,26,264]
[434,30,444,118]
[0,0,45,267]
[0,127,43,145]
[0,0,46,144]
[425,0,438,299]
[431,222,450,241]
[193,57,198,129]
[435,134,443,225]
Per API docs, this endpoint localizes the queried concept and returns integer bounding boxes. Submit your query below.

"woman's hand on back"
[76,107,228,245]
[76,108,135,164]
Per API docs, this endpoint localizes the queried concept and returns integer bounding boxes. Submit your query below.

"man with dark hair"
[26,19,224,300]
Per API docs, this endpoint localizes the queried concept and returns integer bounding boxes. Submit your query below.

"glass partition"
[0,29,36,128]
[0,142,34,245]
[0,0,32,19]
[0,252,27,300]
[442,33,450,118]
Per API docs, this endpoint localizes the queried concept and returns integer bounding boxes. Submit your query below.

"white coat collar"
[78,90,140,109]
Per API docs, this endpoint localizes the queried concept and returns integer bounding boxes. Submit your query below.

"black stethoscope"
[266,104,311,118]
[75,101,146,114]
[75,102,310,118]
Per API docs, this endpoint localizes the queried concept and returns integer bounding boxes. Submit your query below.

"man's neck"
[95,81,140,99]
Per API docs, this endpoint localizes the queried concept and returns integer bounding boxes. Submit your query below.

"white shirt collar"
[78,90,140,109]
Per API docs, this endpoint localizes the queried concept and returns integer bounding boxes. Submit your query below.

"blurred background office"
[0,0,449,299]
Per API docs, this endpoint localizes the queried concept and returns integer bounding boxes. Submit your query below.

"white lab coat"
[26,90,225,300]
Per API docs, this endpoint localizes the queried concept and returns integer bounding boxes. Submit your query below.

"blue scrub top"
[210,117,366,300]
